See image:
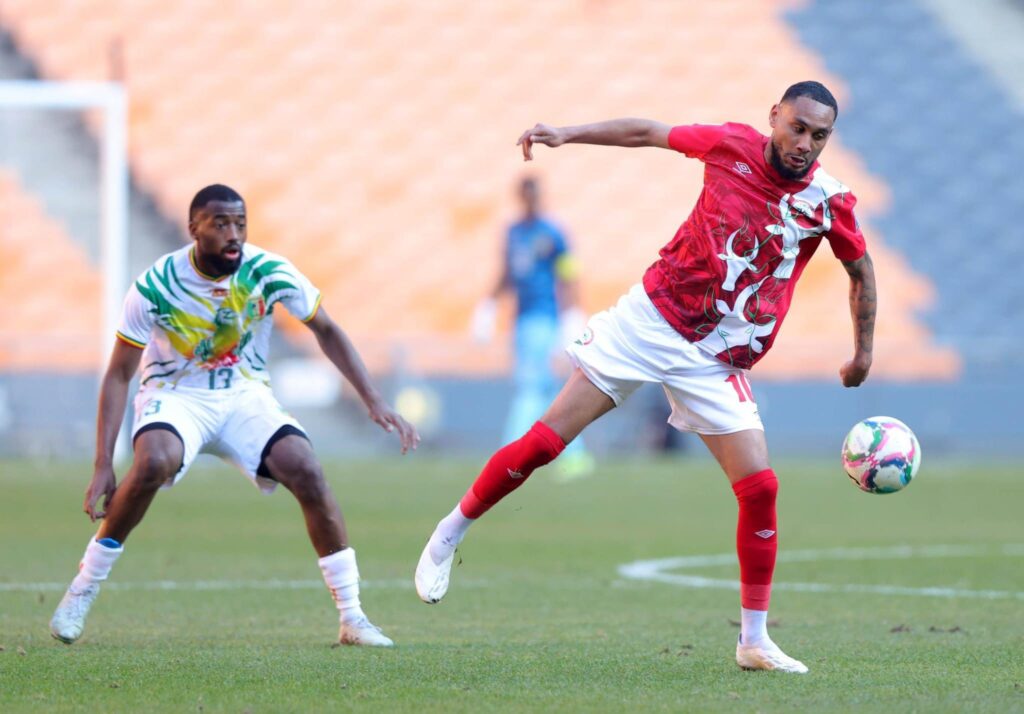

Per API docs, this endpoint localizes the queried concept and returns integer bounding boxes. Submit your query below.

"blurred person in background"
[418,82,876,674]
[471,176,593,479]
[50,184,418,648]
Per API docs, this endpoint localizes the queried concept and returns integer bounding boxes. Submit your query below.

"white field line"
[4,544,1022,598]
[617,543,1024,600]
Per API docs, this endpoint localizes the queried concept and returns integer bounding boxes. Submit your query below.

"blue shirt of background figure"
[506,217,567,320]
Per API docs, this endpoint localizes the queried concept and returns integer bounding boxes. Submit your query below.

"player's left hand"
[839,355,871,387]
[368,400,420,454]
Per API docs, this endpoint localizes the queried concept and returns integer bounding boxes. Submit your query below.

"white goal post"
[0,79,128,374]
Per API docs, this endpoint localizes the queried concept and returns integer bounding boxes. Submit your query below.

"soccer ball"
[841,416,921,494]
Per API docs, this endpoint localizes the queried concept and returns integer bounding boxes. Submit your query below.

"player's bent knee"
[277,459,328,502]
[132,449,181,488]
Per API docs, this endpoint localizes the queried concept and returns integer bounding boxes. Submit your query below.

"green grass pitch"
[1,455,1022,712]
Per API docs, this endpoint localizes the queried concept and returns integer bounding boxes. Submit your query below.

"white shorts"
[132,385,306,493]
[565,284,764,435]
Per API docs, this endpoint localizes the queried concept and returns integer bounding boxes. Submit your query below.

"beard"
[203,250,243,276]
[769,140,812,181]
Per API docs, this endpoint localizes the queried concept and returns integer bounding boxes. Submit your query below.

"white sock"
[429,504,474,563]
[740,607,769,645]
[319,547,364,622]
[70,537,124,591]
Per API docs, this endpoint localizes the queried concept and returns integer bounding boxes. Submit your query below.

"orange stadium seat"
[0,170,103,371]
[0,0,959,378]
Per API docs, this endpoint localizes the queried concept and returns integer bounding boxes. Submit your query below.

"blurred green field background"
[1,456,1022,713]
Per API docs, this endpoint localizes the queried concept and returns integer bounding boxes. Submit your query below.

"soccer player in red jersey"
[415,82,876,673]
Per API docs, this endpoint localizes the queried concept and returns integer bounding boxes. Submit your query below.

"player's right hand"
[84,465,118,522]
[368,399,421,455]
[516,123,565,161]
[839,356,871,388]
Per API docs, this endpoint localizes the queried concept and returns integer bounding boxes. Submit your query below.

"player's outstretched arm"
[516,118,672,161]
[839,252,876,388]
[304,306,420,453]
[86,339,143,521]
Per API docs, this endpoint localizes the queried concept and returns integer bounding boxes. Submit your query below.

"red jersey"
[642,123,865,369]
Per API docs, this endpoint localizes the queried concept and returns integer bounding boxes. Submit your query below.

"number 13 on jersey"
[208,368,233,390]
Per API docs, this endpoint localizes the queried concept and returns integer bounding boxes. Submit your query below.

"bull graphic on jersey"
[766,173,848,280]
[765,192,830,280]
[713,173,849,293]
[695,277,776,358]
[718,219,766,291]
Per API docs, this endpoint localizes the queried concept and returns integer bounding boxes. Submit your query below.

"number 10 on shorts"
[726,373,755,403]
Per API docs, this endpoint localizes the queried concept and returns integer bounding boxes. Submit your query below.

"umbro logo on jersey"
[507,468,525,479]
[754,529,776,539]
[734,161,752,175]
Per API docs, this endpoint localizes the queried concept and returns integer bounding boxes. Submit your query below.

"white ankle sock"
[70,537,124,591]
[740,607,769,645]
[319,548,364,621]
[429,504,474,562]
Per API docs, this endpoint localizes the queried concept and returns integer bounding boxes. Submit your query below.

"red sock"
[732,468,778,610]
[459,421,565,519]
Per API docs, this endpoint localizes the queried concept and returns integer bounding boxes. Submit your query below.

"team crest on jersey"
[575,327,594,346]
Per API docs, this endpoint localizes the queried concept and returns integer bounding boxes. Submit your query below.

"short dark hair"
[781,81,838,120]
[189,184,244,220]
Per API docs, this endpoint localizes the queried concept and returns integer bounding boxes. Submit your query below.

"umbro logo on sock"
[507,468,525,479]
[754,529,776,539]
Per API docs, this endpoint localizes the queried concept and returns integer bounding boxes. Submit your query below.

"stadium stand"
[0,0,960,380]
[787,0,1024,374]
[0,169,102,370]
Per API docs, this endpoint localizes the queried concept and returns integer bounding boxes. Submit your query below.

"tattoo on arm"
[842,252,876,357]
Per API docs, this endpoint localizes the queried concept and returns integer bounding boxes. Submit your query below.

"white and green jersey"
[117,244,321,391]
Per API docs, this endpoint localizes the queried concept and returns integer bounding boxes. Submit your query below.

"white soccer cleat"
[338,614,394,647]
[414,537,456,604]
[736,637,809,674]
[50,583,100,644]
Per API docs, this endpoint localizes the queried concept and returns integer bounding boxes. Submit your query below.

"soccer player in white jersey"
[51,184,419,647]
[415,82,877,673]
